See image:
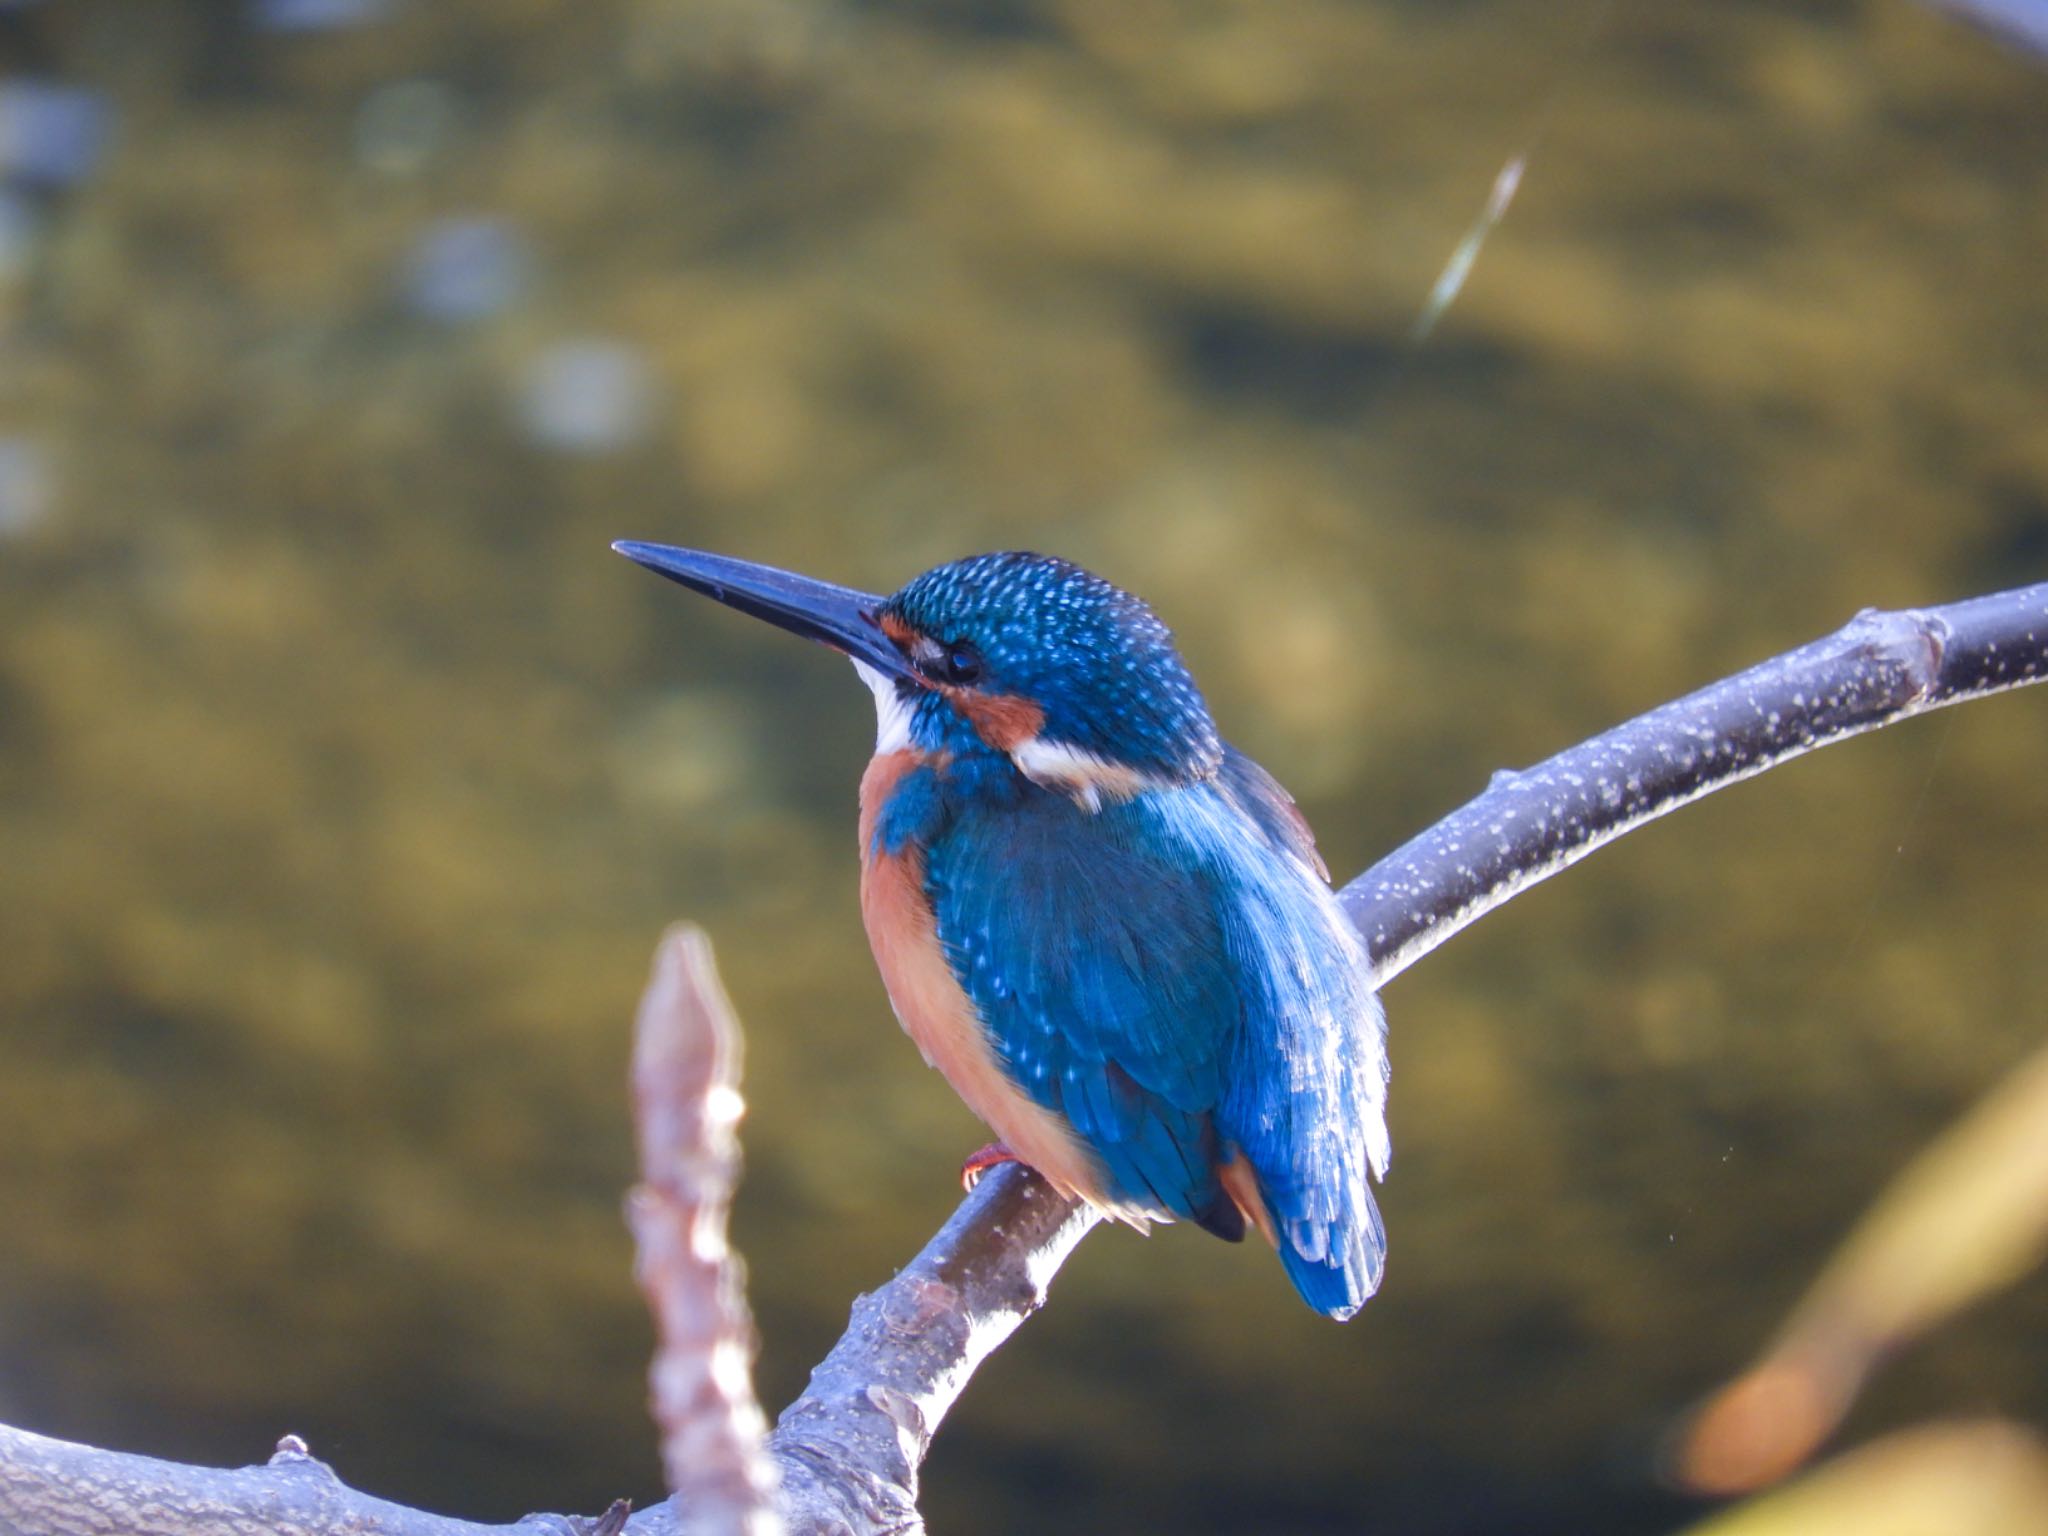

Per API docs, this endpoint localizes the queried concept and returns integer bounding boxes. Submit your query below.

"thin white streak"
[1410,153,1526,346]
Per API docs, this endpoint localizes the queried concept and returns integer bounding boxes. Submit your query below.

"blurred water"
[0,78,108,187]
[0,4,2044,1534]
[400,216,531,322]
[251,0,394,33]
[519,339,652,454]
[0,436,50,536]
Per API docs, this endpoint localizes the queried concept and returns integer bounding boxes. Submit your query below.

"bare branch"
[1,581,2042,1534]
[769,1163,1098,1536]
[0,1426,576,1536]
[627,925,782,1536]
[0,1168,1095,1536]
[1343,583,2048,987]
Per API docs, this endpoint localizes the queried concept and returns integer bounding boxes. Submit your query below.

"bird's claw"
[960,1142,1019,1191]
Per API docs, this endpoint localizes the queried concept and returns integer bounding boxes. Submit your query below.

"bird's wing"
[923,790,1244,1229]
[1216,741,1329,881]
[930,775,1391,1317]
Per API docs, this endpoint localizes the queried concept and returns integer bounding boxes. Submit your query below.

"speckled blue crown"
[883,552,1223,782]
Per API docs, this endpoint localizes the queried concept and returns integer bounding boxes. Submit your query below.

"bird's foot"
[960,1142,1020,1191]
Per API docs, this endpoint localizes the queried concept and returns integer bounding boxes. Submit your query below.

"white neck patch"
[1009,735,1158,814]
[853,659,914,754]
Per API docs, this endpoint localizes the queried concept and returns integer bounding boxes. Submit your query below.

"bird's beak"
[612,541,919,685]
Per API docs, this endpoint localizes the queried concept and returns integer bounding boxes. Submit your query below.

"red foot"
[960,1142,1020,1191]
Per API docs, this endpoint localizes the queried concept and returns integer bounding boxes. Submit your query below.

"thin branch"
[768,1163,1098,1536]
[0,1427,590,1536]
[627,928,1101,1535]
[1343,584,2048,987]
[627,925,782,1535]
[0,582,2042,1535]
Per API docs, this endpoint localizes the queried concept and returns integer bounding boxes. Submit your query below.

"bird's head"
[614,543,1221,809]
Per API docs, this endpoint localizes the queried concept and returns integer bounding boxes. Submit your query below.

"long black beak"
[612,541,919,685]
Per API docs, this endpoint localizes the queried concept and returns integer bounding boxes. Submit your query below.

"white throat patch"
[853,659,914,754]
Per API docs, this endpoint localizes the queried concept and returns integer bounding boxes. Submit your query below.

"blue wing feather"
[1216,742,1329,881]
[922,763,1391,1317]
[926,792,1235,1224]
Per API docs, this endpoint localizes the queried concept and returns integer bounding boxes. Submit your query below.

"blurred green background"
[0,2,2044,1532]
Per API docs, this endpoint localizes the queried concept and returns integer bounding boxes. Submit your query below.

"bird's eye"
[939,640,983,686]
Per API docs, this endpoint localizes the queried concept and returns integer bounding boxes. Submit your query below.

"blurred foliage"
[1677,1038,2048,1500]
[0,2,2044,1533]
[1681,1422,2048,1536]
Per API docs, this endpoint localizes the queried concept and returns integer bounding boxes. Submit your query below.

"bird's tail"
[1276,1192,1387,1322]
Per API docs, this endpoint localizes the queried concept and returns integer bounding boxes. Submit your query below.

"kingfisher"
[614,543,1391,1319]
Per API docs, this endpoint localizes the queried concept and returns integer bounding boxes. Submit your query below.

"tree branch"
[622,929,1101,1535]
[0,1427,609,1536]
[627,925,782,1535]
[0,1168,1097,1536]
[1342,584,2048,987]
[1,583,2042,1535]
[767,1163,1098,1536]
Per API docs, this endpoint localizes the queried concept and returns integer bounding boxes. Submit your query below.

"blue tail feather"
[1277,1194,1386,1320]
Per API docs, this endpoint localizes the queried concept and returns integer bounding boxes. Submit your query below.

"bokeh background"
[1,2,2045,1532]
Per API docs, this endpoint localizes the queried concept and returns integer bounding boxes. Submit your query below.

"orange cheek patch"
[954,691,1045,752]
[879,612,918,647]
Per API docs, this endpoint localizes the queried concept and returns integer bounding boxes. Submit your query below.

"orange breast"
[856,750,1120,1215]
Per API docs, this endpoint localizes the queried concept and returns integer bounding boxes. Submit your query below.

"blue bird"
[614,544,1391,1319]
